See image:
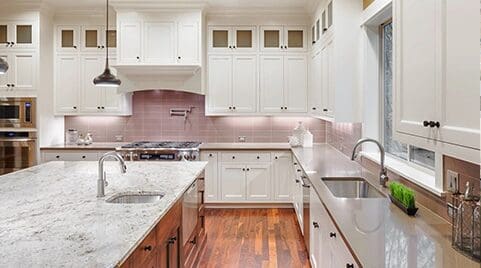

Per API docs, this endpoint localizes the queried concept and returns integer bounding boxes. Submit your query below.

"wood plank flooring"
[197,208,310,268]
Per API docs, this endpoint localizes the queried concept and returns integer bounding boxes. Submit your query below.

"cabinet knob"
[312,222,319,228]
[97,106,101,109]
[232,156,235,159]
[312,107,317,110]
[178,56,181,59]
[101,45,105,49]
[281,107,284,110]
[229,45,232,49]
[295,179,300,183]
[6,84,10,87]
[11,84,14,87]
[73,106,77,109]
[233,45,236,49]
[55,155,60,159]
[329,232,336,238]
[246,168,250,171]
[297,169,301,172]
[429,121,440,128]
[101,106,105,110]
[275,156,278,160]
[143,245,153,251]
[82,156,86,159]
[312,41,316,44]
[323,28,328,33]
[97,46,101,48]
[209,153,213,157]
[423,121,430,127]
[136,56,140,60]
[73,45,77,49]
[242,168,245,171]
[284,106,287,110]
[293,162,297,166]
[232,106,236,110]
[323,108,328,112]
[256,156,260,159]
[168,237,177,244]
[346,264,354,268]
[11,42,15,46]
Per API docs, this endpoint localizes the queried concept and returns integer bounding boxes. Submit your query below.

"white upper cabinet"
[57,26,80,53]
[260,55,307,113]
[394,0,480,149]
[177,21,199,64]
[207,54,257,114]
[308,0,361,122]
[55,54,80,114]
[79,26,116,53]
[208,26,257,53]
[79,55,104,113]
[117,12,201,65]
[0,51,37,93]
[143,21,175,64]
[118,21,141,63]
[260,25,306,52]
[0,21,37,50]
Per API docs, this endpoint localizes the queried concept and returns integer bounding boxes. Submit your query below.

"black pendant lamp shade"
[0,57,8,74]
[94,0,121,87]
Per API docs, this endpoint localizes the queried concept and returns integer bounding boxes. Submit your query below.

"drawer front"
[127,227,158,266]
[220,152,271,163]
[43,152,99,162]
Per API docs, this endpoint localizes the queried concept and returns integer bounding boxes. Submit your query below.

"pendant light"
[0,57,8,74]
[93,0,121,87]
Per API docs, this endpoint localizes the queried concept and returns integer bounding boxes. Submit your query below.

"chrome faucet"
[98,151,127,198]
[351,138,389,188]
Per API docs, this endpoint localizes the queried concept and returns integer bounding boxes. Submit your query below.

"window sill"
[360,152,444,197]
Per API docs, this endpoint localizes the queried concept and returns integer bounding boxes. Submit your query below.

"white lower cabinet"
[203,150,291,203]
[200,152,219,202]
[292,158,304,231]
[0,51,37,93]
[310,189,357,268]
[272,152,292,201]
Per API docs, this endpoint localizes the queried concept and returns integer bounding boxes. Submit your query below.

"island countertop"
[291,144,478,268]
[0,161,207,267]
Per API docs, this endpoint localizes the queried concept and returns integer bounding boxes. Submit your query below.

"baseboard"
[205,203,294,209]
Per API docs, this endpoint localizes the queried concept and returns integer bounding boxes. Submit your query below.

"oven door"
[0,98,35,128]
[0,137,37,175]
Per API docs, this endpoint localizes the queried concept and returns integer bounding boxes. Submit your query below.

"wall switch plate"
[447,170,459,193]
[115,135,124,142]
[238,136,246,142]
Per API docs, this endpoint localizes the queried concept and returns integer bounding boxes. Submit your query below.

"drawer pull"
[143,245,153,251]
[346,264,354,268]
[329,232,336,238]
[168,237,177,244]
[312,222,319,228]
[297,169,301,172]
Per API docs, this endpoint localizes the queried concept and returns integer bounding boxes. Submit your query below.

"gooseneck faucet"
[351,138,389,188]
[98,151,127,198]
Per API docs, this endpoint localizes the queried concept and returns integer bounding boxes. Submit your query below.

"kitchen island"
[0,161,207,267]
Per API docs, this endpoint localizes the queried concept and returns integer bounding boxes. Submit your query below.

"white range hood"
[113,64,203,94]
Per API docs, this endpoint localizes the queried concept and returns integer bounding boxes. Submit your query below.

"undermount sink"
[321,177,385,199]
[106,192,165,204]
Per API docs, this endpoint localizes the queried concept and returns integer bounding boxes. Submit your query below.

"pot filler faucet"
[351,138,389,188]
[98,151,127,198]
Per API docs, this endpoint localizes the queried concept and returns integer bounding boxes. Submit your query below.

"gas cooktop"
[120,141,202,149]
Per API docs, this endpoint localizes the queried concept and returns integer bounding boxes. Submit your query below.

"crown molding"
[206,7,309,17]
[110,0,208,11]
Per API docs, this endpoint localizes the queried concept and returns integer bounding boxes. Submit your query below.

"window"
[381,21,435,170]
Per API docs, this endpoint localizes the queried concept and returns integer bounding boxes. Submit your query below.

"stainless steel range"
[116,141,201,161]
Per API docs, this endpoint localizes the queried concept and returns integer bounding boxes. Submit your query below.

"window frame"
[379,19,435,174]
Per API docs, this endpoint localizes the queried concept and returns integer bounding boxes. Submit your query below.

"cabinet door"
[260,26,283,52]
[12,22,36,49]
[394,0,438,139]
[309,50,322,115]
[309,190,322,268]
[272,152,292,201]
[259,55,284,113]
[208,26,232,53]
[232,26,256,52]
[220,164,246,201]
[321,40,335,117]
[55,55,80,113]
[80,55,103,113]
[177,21,199,64]
[57,26,80,53]
[0,23,9,48]
[440,0,480,149]
[284,55,308,112]
[232,55,257,113]
[207,55,232,113]
[102,57,124,113]
[284,26,307,52]
[246,164,271,201]
[0,53,11,91]
[143,22,175,64]
[10,52,36,91]
[81,26,102,52]
[119,21,141,64]
[200,152,219,202]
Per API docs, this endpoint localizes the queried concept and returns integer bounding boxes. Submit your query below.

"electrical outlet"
[238,136,246,143]
[115,135,124,142]
[447,170,459,193]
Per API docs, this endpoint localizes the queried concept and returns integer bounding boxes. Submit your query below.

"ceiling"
[39,0,316,12]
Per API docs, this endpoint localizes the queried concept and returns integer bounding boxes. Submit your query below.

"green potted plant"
[389,182,418,216]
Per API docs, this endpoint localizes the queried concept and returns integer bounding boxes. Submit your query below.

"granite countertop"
[0,161,207,267]
[291,144,478,268]
[41,142,292,151]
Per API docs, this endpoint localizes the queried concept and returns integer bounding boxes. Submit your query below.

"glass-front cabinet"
[57,26,79,52]
[208,26,256,53]
[260,26,306,52]
[57,25,116,53]
[0,22,36,49]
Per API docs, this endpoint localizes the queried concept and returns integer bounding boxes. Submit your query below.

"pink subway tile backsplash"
[65,90,327,143]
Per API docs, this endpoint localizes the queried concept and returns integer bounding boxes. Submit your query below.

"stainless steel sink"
[106,192,165,204]
[321,177,385,199]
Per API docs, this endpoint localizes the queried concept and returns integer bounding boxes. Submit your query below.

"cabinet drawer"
[126,227,158,266]
[42,152,99,162]
[220,152,271,163]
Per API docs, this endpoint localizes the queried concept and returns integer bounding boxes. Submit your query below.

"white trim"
[360,0,392,26]
[360,151,444,196]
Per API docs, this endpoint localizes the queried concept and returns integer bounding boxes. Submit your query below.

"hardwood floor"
[197,208,310,268]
